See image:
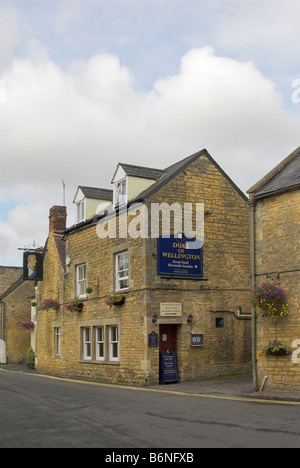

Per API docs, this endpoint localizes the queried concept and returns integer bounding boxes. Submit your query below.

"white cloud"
[0,7,20,71]
[0,42,299,265]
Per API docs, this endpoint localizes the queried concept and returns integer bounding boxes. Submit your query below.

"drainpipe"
[250,198,258,392]
[0,302,4,341]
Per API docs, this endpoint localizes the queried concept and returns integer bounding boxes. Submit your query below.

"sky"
[0,0,299,266]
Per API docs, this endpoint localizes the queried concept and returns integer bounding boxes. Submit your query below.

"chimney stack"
[49,206,67,233]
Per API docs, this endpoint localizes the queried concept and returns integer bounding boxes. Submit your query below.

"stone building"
[0,267,35,363]
[36,149,252,385]
[248,146,300,391]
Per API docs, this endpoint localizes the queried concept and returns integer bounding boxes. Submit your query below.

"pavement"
[1,364,300,403]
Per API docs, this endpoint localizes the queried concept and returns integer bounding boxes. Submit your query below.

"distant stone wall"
[0,266,22,295]
[0,279,35,363]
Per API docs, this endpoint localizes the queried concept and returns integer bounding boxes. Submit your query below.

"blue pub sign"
[157,235,203,278]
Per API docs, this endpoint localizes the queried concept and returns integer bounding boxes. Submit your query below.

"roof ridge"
[247,146,300,195]
[79,185,113,191]
[120,162,165,172]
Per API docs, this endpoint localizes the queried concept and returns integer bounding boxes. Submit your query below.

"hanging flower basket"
[22,321,35,330]
[105,293,125,308]
[41,299,60,311]
[250,281,288,322]
[66,297,84,313]
[262,341,292,357]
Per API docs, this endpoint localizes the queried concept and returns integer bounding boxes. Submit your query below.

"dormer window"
[77,199,85,223]
[73,186,113,225]
[111,163,165,208]
[116,179,127,207]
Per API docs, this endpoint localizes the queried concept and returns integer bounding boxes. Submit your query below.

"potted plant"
[26,347,35,369]
[66,297,84,313]
[21,321,35,330]
[250,281,288,322]
[262,341,292,357]
[41,299,60,311]
[105,292,126,308]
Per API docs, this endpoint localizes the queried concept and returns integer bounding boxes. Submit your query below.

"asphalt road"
[1,369,300,449]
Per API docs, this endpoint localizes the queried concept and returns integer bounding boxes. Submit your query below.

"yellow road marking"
[1,367,300,406]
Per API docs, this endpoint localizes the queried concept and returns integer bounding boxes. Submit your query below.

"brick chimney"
[49,206,67,233]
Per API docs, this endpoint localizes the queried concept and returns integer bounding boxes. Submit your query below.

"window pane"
[85,343,91,357]
[77,201,85,222]
[109,326,118,361]
[111,343,118,359]
[86,328,91,341]
[116,252,128,291]
[54,328,60,356]
[116,180,127,205]
[97,343,104,358]
[119,278,128,289]
[77,264,86,296]
[78,264,86,281]
[97,327,103,342]
[83,327,91,359]
[79,280,86,296]
[96,327,104,360]
[111,326,117,342]
[119,270,128,278]
[123,253,128,270]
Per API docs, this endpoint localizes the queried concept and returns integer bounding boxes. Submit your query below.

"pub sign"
[157,235,203,277]
[23,251,44,281]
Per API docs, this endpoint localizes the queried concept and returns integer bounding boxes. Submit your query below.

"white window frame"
[115,251,129,291]
[77,199,85,223]
[54,327,61,356]
[95,326,104,361]
[109,326,119,362]
[115,179,127,207]
[76,263,87,298]
[83,327,92,360]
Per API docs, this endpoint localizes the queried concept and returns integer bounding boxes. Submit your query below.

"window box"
[41,299,60,311]
[105,293,126,308]
[66,298,84,313]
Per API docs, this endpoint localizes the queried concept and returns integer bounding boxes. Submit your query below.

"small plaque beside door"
[148,331,158,347]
